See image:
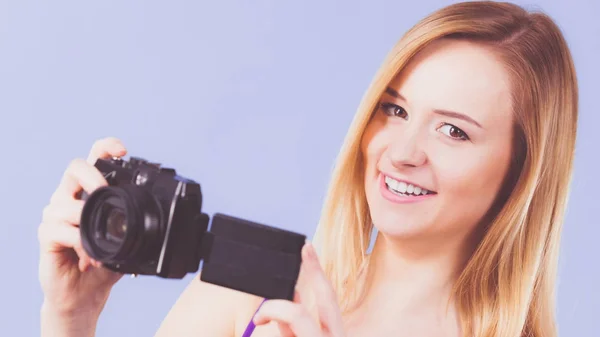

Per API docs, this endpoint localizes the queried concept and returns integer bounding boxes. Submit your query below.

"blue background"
[0,0,598,335]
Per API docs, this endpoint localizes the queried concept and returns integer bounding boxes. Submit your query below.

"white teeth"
[397,181,407,193]
[384,175,432,196]
[385,176,397,190]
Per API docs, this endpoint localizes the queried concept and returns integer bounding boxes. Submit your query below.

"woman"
[38,1,578,336]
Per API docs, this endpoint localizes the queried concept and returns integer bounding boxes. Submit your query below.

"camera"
[79,156,209,278]
[79,156,306,300]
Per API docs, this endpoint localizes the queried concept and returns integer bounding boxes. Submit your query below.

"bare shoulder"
[154,271,265,337]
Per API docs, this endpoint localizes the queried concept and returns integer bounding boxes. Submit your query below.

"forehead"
[388,39,513,128]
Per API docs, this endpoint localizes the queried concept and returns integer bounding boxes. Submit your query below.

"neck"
[361,229,478,313]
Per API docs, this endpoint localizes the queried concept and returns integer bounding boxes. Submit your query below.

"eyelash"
[380,102,407,119]
[379,102,470,141]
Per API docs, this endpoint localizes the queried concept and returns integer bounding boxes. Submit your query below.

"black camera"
[79,156,306,300]
[79,156,209,278]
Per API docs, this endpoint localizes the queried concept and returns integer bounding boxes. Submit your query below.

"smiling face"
[360,39,515,241]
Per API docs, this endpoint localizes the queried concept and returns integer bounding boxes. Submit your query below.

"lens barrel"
[80,185,163,265]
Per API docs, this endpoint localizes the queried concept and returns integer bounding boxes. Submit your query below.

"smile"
[384,175,433,196]
[379,174,437,204]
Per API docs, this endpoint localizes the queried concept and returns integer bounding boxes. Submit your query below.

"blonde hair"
[312,1,578,336]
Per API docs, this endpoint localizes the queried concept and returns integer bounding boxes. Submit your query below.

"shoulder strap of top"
[241,298,268,337]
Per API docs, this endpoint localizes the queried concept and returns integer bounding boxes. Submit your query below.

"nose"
[385,126,428,169]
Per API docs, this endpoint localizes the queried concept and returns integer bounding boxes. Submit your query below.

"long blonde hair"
[312,2,578,336]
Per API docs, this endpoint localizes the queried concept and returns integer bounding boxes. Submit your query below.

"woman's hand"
[253,243,346,337]
[38,137,127,336]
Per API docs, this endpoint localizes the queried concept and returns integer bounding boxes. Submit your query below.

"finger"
[87,137,127,165]
[294,265,319,322]
[302,243,336,302]
[276,324,295,337]
[91,259,103,269]
[302,242,344,336]
[42,199,85,225]
[38,222,92,272]
[53,158,108,201]
[75,245,93,272]
[38,221,79,250]
[254,300,322,337]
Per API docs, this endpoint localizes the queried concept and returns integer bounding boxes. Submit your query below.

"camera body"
[80,156,209,279]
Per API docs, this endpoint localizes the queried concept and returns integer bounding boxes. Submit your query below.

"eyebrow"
[384,87,483,129]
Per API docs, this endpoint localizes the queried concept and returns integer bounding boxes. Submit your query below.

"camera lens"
[107,209,127,239]
[100,199,127,245]
[80,185,163,264]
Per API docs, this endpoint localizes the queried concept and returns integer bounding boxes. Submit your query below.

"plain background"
[0,0,598,335]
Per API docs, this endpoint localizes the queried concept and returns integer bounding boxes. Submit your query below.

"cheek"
[360,120,387,173]
[437,147,511,210]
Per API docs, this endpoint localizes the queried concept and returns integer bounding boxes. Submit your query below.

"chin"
[366,190,437,240]
[370,210,437,239]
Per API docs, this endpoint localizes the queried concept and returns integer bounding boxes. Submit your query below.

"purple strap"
[241,298,268,337]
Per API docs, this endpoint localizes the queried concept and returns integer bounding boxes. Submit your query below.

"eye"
[380,102,408,119]
[437,123,470,141]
